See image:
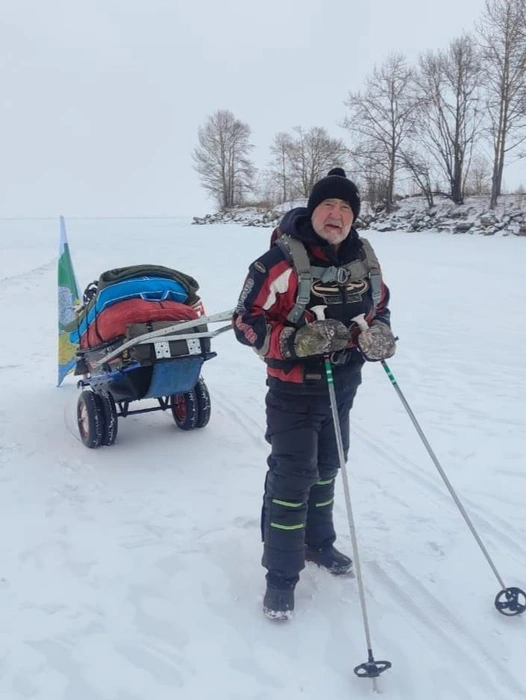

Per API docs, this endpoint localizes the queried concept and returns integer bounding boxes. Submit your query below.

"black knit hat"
[307,167,360,219]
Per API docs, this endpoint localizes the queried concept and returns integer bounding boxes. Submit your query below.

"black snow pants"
[262,382,360,579]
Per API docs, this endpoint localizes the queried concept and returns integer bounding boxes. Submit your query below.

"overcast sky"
[1,0,522,218]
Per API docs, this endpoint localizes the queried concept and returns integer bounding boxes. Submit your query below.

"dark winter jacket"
[233,207,391,395]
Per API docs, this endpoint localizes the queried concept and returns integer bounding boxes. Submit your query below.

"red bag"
[80,298,198,348]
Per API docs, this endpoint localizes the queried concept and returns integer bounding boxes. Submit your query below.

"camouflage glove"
[293,319,350,358]
[357,320,396,362]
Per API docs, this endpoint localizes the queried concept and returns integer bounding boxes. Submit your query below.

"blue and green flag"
[57,216,81,386]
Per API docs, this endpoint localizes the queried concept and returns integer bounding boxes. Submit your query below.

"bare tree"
[476,0,526,208]
[343,54,420,212]
[417,35,483,204]
[268,132,293,203]
[193,109,255,210]
[399,149,436,207]
[283,126,350,198]
[252,169,282,208]
[365,174,390,212]
[464,153,492,194]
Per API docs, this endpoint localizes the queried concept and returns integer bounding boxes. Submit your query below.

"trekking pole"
[380,359,526,617]
[324,355,392,686]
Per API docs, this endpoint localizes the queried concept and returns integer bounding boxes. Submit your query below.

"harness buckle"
[336,268,349,284]
[330,350,350,366]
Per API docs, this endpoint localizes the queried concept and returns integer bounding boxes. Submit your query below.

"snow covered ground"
[1,217,525,700]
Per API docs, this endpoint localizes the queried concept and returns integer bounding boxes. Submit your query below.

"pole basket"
[354,652,392,678]
[494,587,526,616]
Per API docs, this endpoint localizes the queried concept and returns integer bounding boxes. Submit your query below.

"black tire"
[99,392,118,446]
[77,390,105,448]
[170,390,198,430]
[194,377,211,429]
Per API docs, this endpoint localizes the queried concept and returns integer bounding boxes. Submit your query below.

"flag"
[57,216,81,386]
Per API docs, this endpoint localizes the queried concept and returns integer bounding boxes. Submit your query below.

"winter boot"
[305,545,353,575]
[263,573,298,621]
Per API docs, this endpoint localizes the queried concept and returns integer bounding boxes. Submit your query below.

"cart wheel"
[194,377,211,429]
[77,390,104,448]
[99,392,118,446]
[171,390,198,430]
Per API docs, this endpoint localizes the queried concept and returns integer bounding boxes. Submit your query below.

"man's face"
[311,198,354,245]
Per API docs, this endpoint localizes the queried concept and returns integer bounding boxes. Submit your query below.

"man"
[233,168,396,620]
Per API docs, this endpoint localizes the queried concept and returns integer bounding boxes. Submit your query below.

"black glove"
[357,320,396,361]
[292,319,350,358]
